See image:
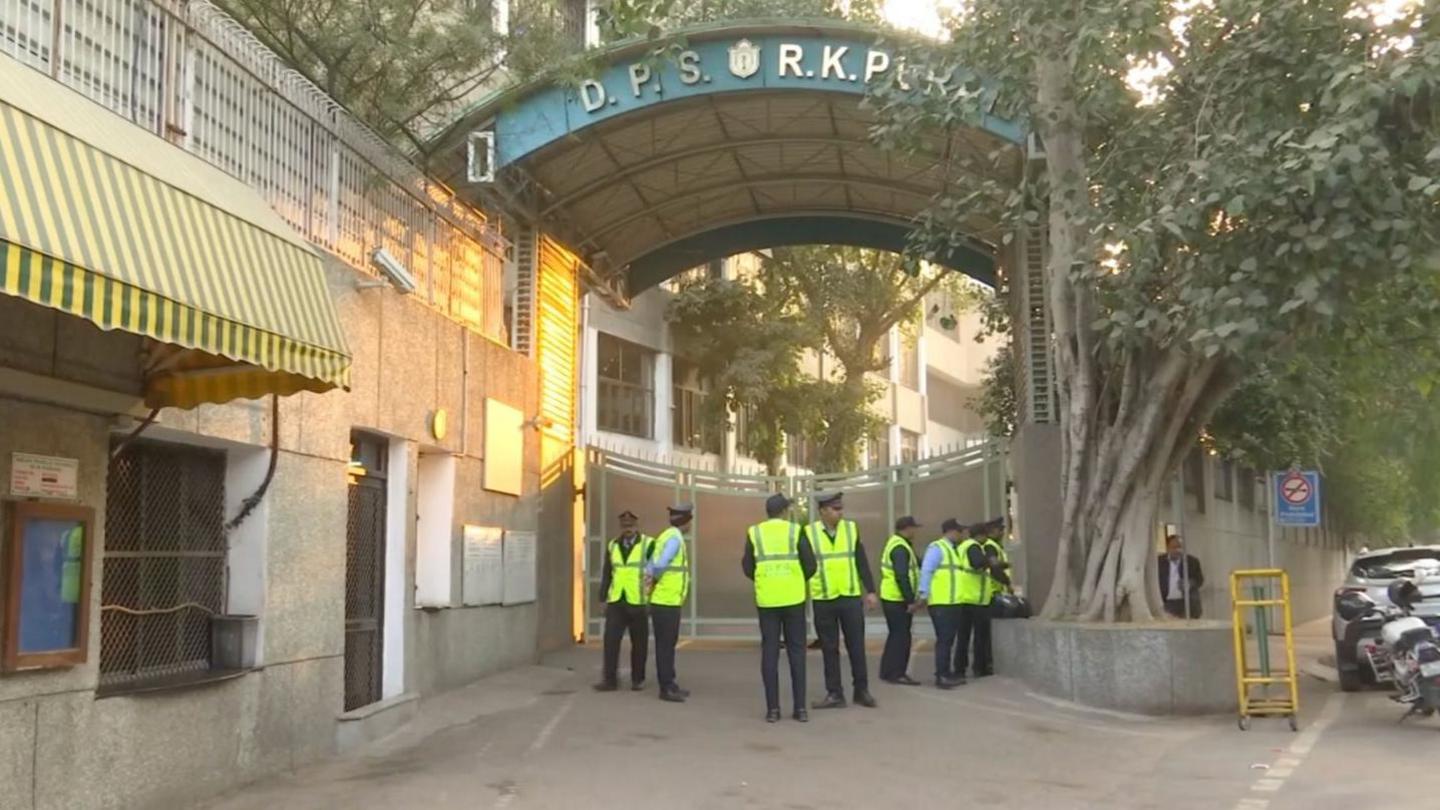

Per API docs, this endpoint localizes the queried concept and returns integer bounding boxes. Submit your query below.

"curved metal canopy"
[430,21,1027,292]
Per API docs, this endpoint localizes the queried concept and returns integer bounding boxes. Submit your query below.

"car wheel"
[1335,640,1363,693]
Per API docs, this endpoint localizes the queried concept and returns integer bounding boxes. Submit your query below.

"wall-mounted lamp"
[355,248,418,294]
[522,415,555,432]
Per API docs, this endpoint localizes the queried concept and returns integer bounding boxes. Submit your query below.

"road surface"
[198,640,1440,810]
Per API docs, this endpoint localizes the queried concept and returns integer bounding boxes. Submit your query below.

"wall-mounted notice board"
[4,502,94,671]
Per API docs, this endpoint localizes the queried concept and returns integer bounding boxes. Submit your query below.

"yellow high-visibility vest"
[808,519,861,601]
[748,519,807,608]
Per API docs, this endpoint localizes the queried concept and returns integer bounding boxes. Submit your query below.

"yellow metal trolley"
[1230,569,1300,731]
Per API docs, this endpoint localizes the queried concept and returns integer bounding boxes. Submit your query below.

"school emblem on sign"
[729,39,761,79]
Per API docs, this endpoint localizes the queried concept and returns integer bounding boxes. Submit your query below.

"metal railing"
[0,0,509,343]
[585,440,1011,639]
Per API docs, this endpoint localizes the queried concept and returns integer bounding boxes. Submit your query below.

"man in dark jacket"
[1157,534,1204,618]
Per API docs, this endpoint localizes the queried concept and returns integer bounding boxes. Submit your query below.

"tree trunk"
[1031,39,1236,622]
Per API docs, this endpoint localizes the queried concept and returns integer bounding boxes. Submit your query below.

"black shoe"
[766,709,781,723]
[792,709,809,723]
[975,670,994,678]
[631,680,646,691]
[807,639,823,650]
[892,674,922,686]
[935,677,960,690]
[854,690,878,708]
[593,681,619,692]
[812,692,847,709]
[659,686,687,703]
[673,686,691,698]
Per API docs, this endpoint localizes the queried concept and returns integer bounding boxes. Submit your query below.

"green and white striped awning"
[0,56,350,408]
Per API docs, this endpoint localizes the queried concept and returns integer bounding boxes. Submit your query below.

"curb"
[1300,657,1339,684]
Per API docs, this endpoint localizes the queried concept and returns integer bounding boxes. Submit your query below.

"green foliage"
[215,0,575,151]
[596,0,883,42]
[976,340,1018,439]
[665,277,821,473]
[666,246,966,473]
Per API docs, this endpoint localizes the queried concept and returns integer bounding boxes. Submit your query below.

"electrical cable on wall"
[225,394,280,533]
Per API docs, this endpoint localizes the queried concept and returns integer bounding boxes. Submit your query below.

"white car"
[1333,545,1440,691]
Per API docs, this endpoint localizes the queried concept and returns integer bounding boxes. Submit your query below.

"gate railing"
[584,440,1010,640]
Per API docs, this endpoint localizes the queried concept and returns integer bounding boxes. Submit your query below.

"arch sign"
[489,30,1025,168]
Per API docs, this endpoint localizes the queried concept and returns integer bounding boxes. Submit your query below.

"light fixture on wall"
[355,248,417,294]
[522,415,555,432]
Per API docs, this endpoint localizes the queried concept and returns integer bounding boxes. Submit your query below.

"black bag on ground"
[992,593,1032,619]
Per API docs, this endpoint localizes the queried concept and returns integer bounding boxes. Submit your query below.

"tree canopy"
[869,0,1440,620]
[666,247,973,474]
[214,0,563,151]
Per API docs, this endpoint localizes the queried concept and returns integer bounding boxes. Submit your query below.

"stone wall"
[992,619,1235,715]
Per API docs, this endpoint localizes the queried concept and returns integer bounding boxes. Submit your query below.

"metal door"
[344,473,386,710]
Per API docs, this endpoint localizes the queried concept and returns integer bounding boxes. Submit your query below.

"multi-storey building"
[581,252,998,472]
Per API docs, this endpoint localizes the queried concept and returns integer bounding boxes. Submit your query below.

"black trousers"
[758,604,808,711]
[930,605,961,679]
[953,603,990,677]
[880,600,913,680]
[974,603,995,675]
[813,597,868,695]
[650,605,682,688]
[601,601,649,684]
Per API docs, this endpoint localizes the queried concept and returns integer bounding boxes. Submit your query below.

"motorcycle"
[1337,579,1440,722]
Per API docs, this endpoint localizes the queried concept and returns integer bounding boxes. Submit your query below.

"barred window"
[900,430,921,464]
[672,360,718,453]
[867,433,891,470]
[597,333,654,438]
[101,441,227,691]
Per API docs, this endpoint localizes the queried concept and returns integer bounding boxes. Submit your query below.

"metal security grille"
[344,470,387,711]
[101,441,226,689]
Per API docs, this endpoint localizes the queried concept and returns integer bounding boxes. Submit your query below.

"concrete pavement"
[197,638,1440,810]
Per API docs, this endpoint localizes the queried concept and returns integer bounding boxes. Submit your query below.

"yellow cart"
[1230,569,1300,731]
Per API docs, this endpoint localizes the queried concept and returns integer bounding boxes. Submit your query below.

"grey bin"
[210,614,259,670]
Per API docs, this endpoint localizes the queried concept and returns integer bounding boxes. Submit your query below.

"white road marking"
[527,692,576,755]
[1231,692,1345,809]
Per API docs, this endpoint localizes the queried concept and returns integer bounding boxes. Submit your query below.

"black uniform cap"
[765,493,791,514]
[815,491,844,507]
[895,515,921,531]
[667,503,694,517]
[940,518,964,533]
[618,509,638,520]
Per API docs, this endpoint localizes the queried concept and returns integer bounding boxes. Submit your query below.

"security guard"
[879,516,922,685]
[951,522,996,681]
[646,503,693,703]
[913,519,977,688]
[807,491,879,709]
[594,509,652,692]
[742,493,817,722]
[975,518,1012,678]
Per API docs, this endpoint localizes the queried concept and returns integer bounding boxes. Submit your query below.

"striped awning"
[0,60,350,409]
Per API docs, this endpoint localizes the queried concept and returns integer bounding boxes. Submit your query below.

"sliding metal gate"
[584,442,1010,640]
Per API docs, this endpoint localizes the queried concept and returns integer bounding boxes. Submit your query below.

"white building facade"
[580,253,997,472]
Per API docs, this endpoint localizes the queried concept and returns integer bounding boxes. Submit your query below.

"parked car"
[1333,546,1440,691]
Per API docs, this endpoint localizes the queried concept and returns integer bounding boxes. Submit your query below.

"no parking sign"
[1273,470,1321,527]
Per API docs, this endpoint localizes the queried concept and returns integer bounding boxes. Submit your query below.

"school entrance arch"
[425,23,1064,640]
[427,20,1029,293]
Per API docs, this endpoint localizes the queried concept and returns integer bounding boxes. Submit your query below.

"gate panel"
[584,443,1010,640]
